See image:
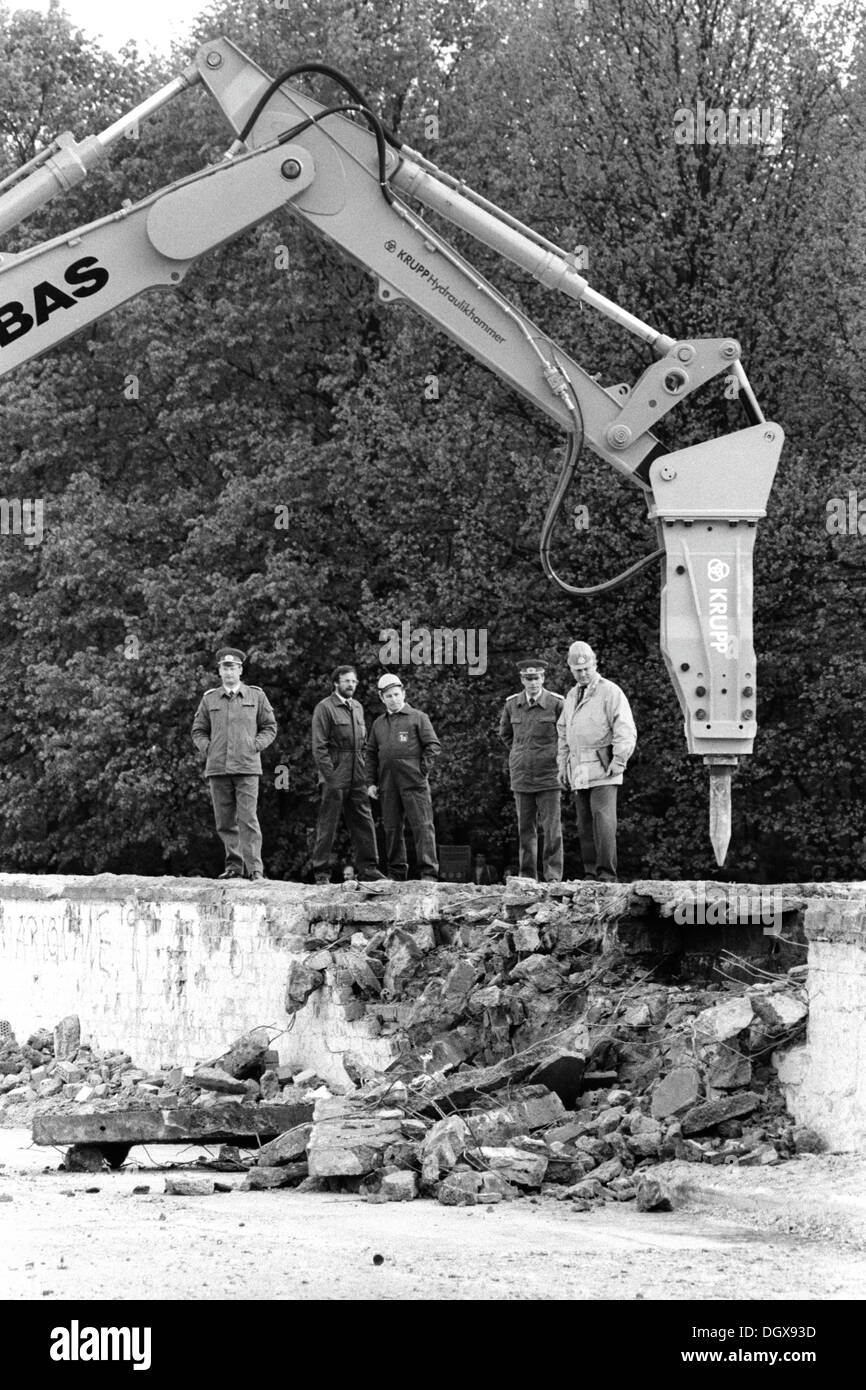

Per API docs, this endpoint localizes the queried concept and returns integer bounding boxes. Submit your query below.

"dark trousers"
[573,784,618,879]
[312,783,380,876]
[381,783,438,879]
[209,774,263,876]
[514,789,563,881]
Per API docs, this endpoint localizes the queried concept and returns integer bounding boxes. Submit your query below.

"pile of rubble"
[6,878,819,1207]
[248,971,816,1207]
[0,1018,325,1118]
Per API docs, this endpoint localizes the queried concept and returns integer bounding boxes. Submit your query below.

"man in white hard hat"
[557,641,636,882]
[365,673,441,881]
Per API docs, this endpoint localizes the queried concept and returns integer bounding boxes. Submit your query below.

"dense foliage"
[0,0,863,882]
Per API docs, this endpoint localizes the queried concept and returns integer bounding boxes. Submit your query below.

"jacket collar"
[574,674,601,704]
[520,687,549,708]
[220,682,248,698]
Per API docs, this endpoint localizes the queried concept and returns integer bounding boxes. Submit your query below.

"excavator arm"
[0,36,784,865]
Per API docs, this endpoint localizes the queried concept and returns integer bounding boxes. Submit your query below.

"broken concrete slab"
[32,1103,313,1148]
[190,1067,249,1095]
[681,1091,762,1136]
[254,1123,312,1166]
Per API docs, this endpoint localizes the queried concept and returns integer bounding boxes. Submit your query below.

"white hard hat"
[377,672,403,691]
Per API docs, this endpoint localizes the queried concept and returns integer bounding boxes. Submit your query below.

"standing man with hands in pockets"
[310,665,388,885]
[499,657,565,882]
[557,641,636,883]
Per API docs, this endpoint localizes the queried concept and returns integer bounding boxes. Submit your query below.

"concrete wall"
[0,874,404,1083]
[777,895,866,1151]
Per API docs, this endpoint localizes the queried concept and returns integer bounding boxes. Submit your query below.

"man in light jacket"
[557,641,636,882]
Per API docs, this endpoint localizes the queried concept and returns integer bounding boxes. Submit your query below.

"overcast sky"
[13,0,209,54]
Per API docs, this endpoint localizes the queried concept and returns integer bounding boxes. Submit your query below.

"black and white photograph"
[0,0,863,1349]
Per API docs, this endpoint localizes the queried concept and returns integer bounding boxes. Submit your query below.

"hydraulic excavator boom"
[0,37,784,864]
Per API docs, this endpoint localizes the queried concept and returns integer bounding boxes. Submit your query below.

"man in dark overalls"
[365,673,441,881]
[310,665,387,884]
[498,656,564,881]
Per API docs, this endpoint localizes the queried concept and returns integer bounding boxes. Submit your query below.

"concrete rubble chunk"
[651,1066,701,1120]
[513,922,542,953]
[749,992,808,1032]
[164,1176,215,1196]
[738,1143,780,1167]
[693,997,754,1042]
[681,1091,762,1136]
[704,1046,752,1091]
[244,1164,307,1189]
[191,1067,249,1095]
[285,961,326,1014]
[206,1029,271,1080]
[437,1170,485,1206]
[509,954,562,992]
[635,1174,674,1212]
[306,1097,405,1178]
[378,1170,418,1202]
[53,1015,80,1061]
[421,1115,469,1176]
[592,1157,624,1184]
[259,1069,280,1101]
[476,1146,548,1187]
[255,1123,313,1166]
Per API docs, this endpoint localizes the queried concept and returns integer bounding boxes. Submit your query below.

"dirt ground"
[1,1130,865,1301]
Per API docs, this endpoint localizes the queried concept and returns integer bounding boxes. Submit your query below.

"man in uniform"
[557,640,636,882]
[310,665,387,884]
[498,657,564,881]
[365,673,441,881]
[191,647,277,881]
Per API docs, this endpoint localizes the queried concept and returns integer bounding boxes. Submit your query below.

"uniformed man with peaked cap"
[191,647,277,880]
[498,657,565,881]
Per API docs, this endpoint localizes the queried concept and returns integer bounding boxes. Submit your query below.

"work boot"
[248,872,266,882]
[358,869,389,882]
[217,868,242,879]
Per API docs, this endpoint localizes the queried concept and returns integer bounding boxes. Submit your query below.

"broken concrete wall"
[776,895,866,1151]
[0,875,393,1079]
